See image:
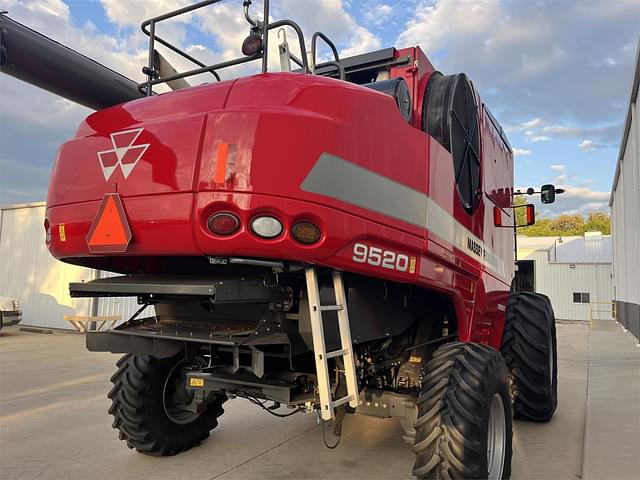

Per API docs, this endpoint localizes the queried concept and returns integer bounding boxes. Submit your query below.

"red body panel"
[46,47,515,348]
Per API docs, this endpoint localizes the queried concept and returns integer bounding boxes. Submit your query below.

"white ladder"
[305,268,359,421]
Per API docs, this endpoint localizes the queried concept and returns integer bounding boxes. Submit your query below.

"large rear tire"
[412,342,513,479]
[108,354,225,456]
[501,292,558,422]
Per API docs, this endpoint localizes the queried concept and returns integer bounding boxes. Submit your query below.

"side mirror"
[494,204,535,227]
[541,184,556,204]
[520,204,536,226]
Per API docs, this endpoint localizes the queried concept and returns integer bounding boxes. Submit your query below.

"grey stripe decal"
[301,153,427,227]
[427,198,507,278]
[301,153,507,280]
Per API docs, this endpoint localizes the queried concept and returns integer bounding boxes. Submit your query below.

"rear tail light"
[291,221,321,244]
[250,216,283,239]
[208,212,240,236]
[44,218,52,246]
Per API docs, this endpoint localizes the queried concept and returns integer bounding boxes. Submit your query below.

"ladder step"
[320,305,343,312]
[305,267,359,421]
[332,395,354,408]
[326,348,349,359]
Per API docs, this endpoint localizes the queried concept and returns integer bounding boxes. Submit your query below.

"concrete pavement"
[582,321,640,480]
[0,321,633,479]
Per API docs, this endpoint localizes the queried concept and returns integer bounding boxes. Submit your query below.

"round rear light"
[241,33,263,56]
[250,216,283,239]
[208,212,240,236]
[292,222,321,245]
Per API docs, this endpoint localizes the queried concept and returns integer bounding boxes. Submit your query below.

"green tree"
[513,196,528,227]
[513,197,552,236]
[520,218,554,236]
[549,214,586,236]
[508,196,610,237]
[585,212,611,234]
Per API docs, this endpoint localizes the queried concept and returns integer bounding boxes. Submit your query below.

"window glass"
[572,292,591,303]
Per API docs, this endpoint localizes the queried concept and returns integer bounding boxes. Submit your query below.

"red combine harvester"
[1,1,562,478]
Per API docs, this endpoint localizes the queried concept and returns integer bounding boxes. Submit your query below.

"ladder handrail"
[305,267,359,421]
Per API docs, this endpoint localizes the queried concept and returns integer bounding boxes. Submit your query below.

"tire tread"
[501,292,558,422]
[108,354,224,456]
[412,342,512,479]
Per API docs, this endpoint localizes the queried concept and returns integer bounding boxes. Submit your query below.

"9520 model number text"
[352,243,416,274]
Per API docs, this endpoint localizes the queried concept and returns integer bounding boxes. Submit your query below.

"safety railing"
[311,31,345,80]
[139,0,319,95]
[589,301,616,323]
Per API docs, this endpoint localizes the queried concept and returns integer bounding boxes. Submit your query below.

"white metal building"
[610,38,640,340]
[517,233,613,322]
[0,202,138,330]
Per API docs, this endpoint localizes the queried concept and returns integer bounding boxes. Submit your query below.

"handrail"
[589,300,616,323]
[311,31,345,80]
[141,0,223,95]
[138,0,313,94]
[260,0,270,74]
[269,20,309,72]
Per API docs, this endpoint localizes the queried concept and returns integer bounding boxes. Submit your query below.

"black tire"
[501,292,558,422]
[413,342,513,479]
[108,354,225,456]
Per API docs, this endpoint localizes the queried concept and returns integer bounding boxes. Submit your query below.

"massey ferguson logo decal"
[97,128,149,181]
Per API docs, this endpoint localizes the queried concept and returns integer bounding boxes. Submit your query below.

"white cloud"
[520,118,545,129]
[553,186,610,215]
[550,164,566,172]
[0,0,146,146]
[100,0,192,28]
[24,0,69,18]
[519,122,619,151]
[274,0,381,58]
[578,139,596,152]
[396,0,637,129]
[526,132,551,143]
[513,148,532,157]
[543,125,583,136]
[553,174,571,183]
[520,184,610,216]
[577,139,607,152]
[365,4,394,25]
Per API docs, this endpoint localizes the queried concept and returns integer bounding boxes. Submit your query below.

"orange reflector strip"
[86,193,132,253]
[526,204,535,225]
[215,143,229,184]
[493,207,502,227]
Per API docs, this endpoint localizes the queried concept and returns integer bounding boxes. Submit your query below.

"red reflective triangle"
[86,194,132,253]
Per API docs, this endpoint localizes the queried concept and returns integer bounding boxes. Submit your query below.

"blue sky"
[1,0,638,216]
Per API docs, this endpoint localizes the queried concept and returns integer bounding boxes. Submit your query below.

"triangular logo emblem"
[86,194,132,253]
[97,128,149,181]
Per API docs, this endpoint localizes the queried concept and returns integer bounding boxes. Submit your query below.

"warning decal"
[86,193,132,253]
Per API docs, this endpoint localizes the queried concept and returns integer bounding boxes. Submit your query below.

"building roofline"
[610,36,640,206]
[0,201,47,211]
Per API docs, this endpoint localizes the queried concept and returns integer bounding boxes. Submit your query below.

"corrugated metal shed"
[0,203,144,330]
[609,37,640,339]
[554,235,612,263]
[518,234,613,321]
[0,203,94,329]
